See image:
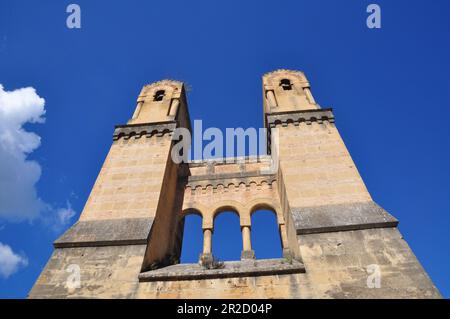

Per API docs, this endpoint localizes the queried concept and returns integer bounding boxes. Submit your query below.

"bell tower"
[29,79,192,298]
[263,69,373,210]
[129,80,185,124]
[263,69,318,113]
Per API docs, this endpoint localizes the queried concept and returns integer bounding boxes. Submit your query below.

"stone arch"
[279,78,294,91]
[211,201,245,222]
[250,208,284,260]
[179,208,204,264]
[181,207,203,218]
[242,198,290,256]
[211,204,243,262]
[242,198,285,227]
[181,203,208,222]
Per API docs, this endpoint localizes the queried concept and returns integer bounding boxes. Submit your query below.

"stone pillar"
[203,228,212,255]
[169,98,180,118]
[241,226,255,260]
[304,87,316,105]
[279,223,293,259]
[131,101,144,120]
[199,228,214,264]
[266,90,277,108]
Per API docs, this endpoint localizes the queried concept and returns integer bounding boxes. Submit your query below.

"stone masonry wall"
[79,133,173,221]
[277,120,372,209]
[29,245,146,299]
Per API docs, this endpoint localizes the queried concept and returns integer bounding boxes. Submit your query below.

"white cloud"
[0,84,77,227]
[0,242,28,278]
[53,202,76,231]
[0,84,46,221]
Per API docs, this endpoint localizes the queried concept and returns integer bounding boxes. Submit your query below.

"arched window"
[213,211,241,261]
[280,79,292,91]
[251,209,282,259]
[153,90,165,101]
[180,213,203,263]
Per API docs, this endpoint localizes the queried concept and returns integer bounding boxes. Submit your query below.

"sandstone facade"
[29,70,441,299]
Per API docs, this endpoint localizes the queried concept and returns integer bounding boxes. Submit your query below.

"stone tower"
[29,70,441,299]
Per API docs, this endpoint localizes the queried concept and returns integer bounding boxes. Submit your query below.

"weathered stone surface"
[28,245,146,299]
[292,201,398,234]
[297,227,441,298]
[54,218,154,248]
[134,227,440,299]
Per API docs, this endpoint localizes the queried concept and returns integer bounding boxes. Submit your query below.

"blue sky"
[0,0,449,298]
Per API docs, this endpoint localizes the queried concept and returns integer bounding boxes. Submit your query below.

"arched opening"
[280,79,292,91]
[180,213,203,263]
[251,209,283,259]
[153,89,165,101]
[213,211,241,261]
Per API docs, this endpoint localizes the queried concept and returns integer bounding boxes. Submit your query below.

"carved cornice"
[113,121,177,141]
[266,108,334,128]
[186,174,277,192]
[188,155,273,168]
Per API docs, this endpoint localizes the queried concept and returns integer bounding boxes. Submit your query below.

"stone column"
[169,98,180,118]
[266,90,277,108]
[304,87,316,105]
[203,228,212,255]
[241,226,255,260]
[131,101,144,120]
[279,223,294,259]
[199,228,214,264]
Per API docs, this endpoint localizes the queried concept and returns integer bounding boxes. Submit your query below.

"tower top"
[128,79,186,125]
[141,79,184,92]
[262,68,307,81]
[262,69,318,113]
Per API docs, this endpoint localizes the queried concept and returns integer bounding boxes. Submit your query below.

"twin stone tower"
[30,69,440,298]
